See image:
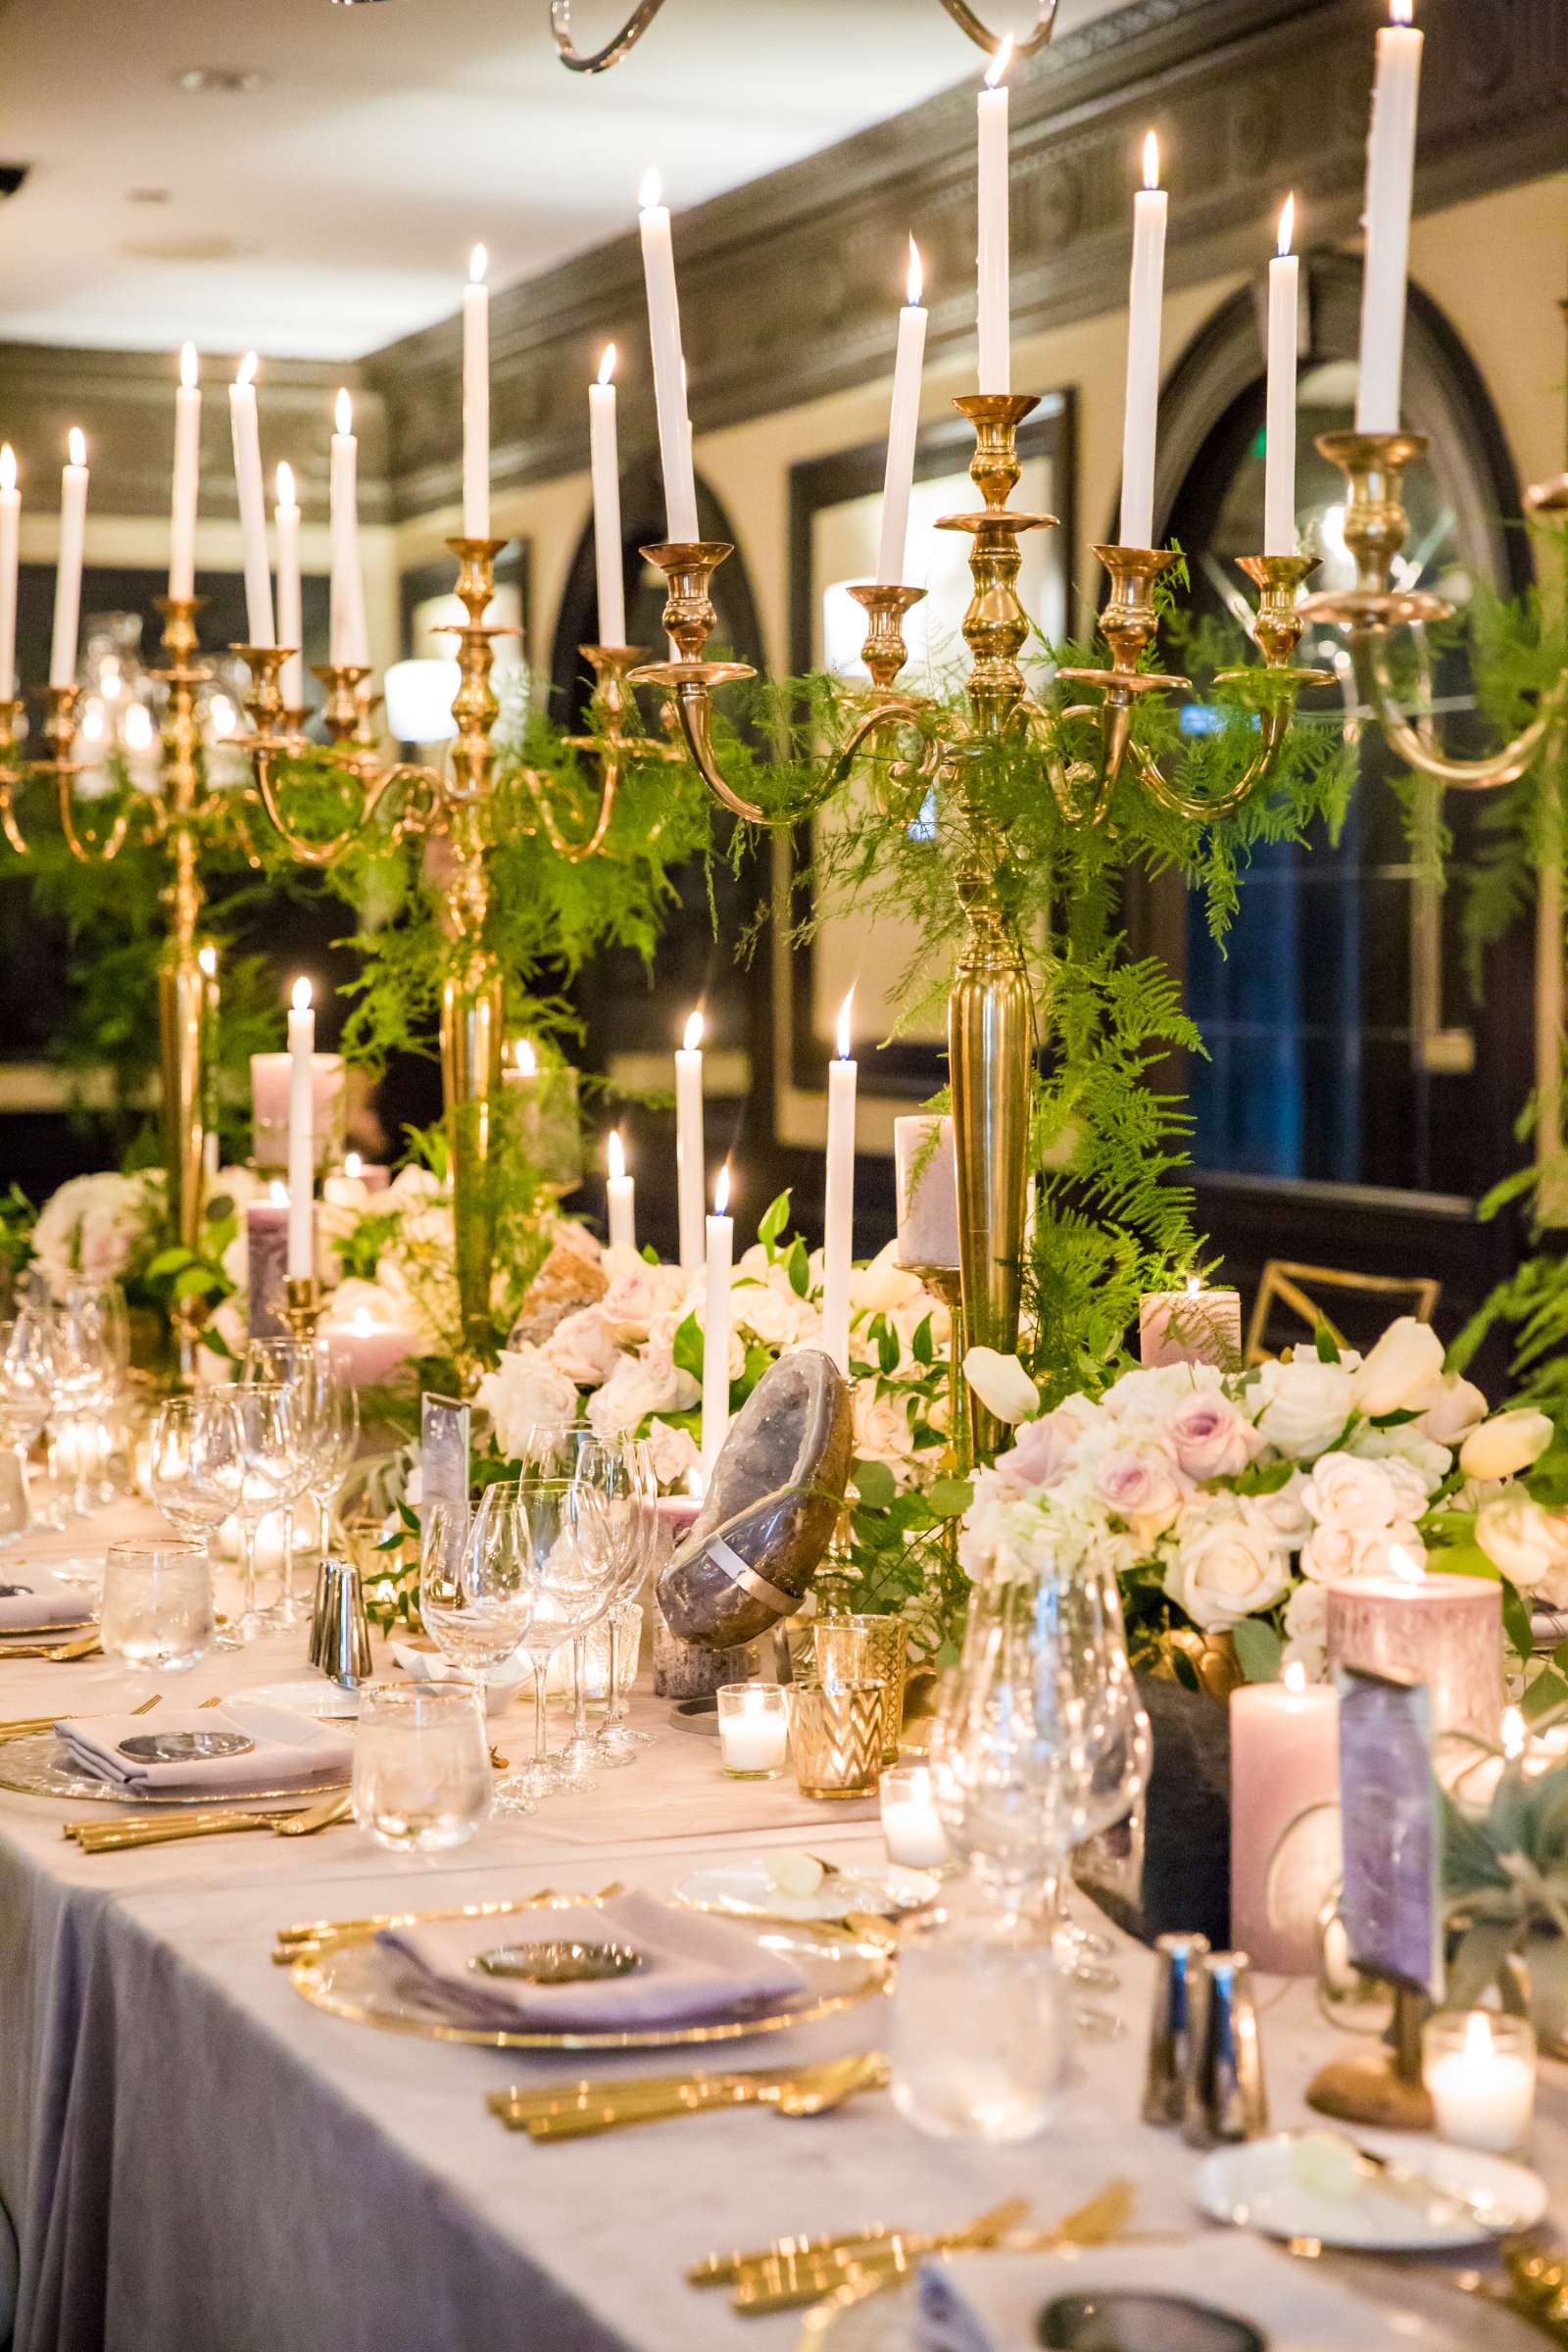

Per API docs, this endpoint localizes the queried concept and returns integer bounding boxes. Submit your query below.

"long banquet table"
[0,1503,1560,2352]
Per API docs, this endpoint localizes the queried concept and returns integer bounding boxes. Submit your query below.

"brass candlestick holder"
[520,644,686,862]
[635,392,1327,1452]
[282,1275,327,1348]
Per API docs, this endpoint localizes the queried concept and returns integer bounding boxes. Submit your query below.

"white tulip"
[1459,1408,1554,1484]
[962,1347,1041,1425]
[1350,1316,1446,1419]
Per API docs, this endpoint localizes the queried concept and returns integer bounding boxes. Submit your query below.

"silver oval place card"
[470,1939,643,1984]
[117,1731,257,1764]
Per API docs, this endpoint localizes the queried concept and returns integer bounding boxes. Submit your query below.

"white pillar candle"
[1138,1278,1243,1367]
[821,991,858,1376]
[716,1682,789,1778]
[285,976,315,1281]
[463,244,491,541]
[1229,1664,1340,1975]
[320,1304,419,1390]
[701,1162,733,1477]
[329,388,368,669]
[273,463,304,711]
[1356,0,1424,434]
[228,354,275,648]
[976,37,1012,394]
[875,241,929,588]
[606,1128,636,1255]
[0,444,18,703]
[1424,2011,1535,2155]
[1327,1561,1502,1746]
[637,171,700,543]
[589,346,626,647]
[1264,196,1299,559]
[894,1114,959,1272]
[1119,133,1168,552]
[169,343,202,603]
[881,1764,952,1869]
[49,428,89,689]
[675,1005,706,1278]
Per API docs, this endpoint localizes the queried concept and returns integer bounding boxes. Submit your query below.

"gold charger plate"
[0,1731,351,1808]
[0,1620,99,1641]
[288,1901,892,2051]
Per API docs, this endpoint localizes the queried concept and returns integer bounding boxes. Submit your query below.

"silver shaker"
[1142,1932,1211,2127]
[1181,1948,1269,2148]
[309,1554,373,1689]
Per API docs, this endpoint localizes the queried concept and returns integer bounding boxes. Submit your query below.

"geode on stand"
[657,1348,853,1648]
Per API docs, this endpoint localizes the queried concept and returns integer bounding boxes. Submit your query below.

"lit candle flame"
[1461,2009,1494,2063]
[237,351,258,389]
[1503,1704,1526,1761]
[1387,1543,1423,1585]
[270,1179,288,1207]
[906,236,923,308]
[1143,131,1160,191]
[984,30,1014,87]
[345,1151,363,1180]
[469,242,487,285]
[1283,1661,1307,1695]
[1390,0,1413,23]
[68,427,86,468]
[291,975,313,1013]
[598,344,616,388]
[608,1128,626,1182]
[639,168,662,213]
[275,460,295,509]
[514,1037,538,1078]
[836,989,856,1062]
[0,445,15,494]
[685,1464,703,1499]
[334,387,353,437]
[682,1006,704,1054]
[180,341,199,390]
[713,1161,730,1218]
[1277,193,1296,259]
[197,945,217,977]
[1185,1274,1201,1297]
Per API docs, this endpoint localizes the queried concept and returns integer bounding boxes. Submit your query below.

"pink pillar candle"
[250,1052,346,1172]
[319,1306,418,1389]
[1327,1572,1502,1746]
[1230,1667,1339,1975]
[1139,1282,1242,1366]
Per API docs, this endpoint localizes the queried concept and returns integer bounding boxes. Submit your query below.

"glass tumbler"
[352,1682,492,1854]
[890,1893,1073,2142]
[100,1540,214,1674]
[789,1679,885,1800]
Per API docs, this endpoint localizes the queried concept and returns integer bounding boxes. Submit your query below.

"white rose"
[542,1304,621,1388]
[1300,1451,1402,1534]
[1476,1494,1568,1600]
[1348,1421,1453,1494]
[599,1259,688,1346]
[1350,1316,1446,1419]
[32,1171,156,1294]
[476,1345,581,1457]
[1300,1519,1427,1584]
[585,1339,698,1438]
[849,1240,927,1317]
[1282,1579,1329,1678]
[1459,1409,1554,1484]
[1416,1372,1488,1447]
[854,1389,919,1480]
[1253,1472,1314,1547]
[644,1415,701,1491]
[1251,1356,1354,1460]
[963,1348,1041,1426]
[1164,1497,1292,1633]
[733,1280,808,1350]
[1102,1362,1221,1420]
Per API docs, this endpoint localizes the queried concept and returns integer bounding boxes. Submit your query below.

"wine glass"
[509,1476,612,1804]
[522,1424,652,1777]
[421,1485,538,1813]
[240,1338,308,1624]
[295,1350,360,1598]
[50,1280,126,1517]
[205,1381,296,1643]
[0,1305,58,1543]
[148,1395,245,1559]
[1047,1551,1151,1980]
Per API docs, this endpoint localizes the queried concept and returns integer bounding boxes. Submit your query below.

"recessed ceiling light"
[126,188,172,206]
[172,67,269,95]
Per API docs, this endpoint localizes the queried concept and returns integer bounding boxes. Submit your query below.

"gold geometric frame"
[1246,1259,1442,1366]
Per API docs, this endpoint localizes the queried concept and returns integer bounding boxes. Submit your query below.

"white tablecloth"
[0,1505,1557,2352]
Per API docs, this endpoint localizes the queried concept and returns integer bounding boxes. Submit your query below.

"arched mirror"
[1132,256,1535,1341]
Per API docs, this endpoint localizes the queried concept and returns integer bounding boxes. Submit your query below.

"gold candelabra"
[633,391,1328,1453]
[238,537,676,1374]
[0,597,257,1383]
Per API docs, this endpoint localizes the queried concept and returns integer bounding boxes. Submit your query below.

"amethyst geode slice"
[657,1348,853,1646]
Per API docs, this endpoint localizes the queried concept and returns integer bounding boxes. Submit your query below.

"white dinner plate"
[247,1680,363,1720]
[674,1857,939,1925]
[1196,2131,1548,2250]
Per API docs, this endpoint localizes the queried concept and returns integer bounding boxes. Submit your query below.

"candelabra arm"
[1359,638,1561,792]
[237,647,441,866]
[525,644,686,863]
[549,0,666,71]
[0,703,29,856]
[631,542,767,824]
[38,687,142,864]
[940,0,1058,56]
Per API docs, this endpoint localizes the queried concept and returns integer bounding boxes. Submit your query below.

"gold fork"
[74,1788,352,1852]
[272,1882,626,1965]
[15,1690,164,1752]
[693,2196,1030,2292]
[0,1632,102,1662]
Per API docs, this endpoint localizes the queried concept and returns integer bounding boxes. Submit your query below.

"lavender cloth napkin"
[53,1701,354,1792]
[0,1576,95,1634]
[378,1888,808,2032]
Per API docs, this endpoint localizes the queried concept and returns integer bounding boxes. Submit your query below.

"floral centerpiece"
[959,1316,1568,1690]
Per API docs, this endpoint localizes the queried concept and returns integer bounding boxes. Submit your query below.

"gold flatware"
[74,1791,354,1852]
[730,2192,1036,2316]
[0,1633,102,1662]
[492,2052,873,2128]
[1284,2233,1563,2343]
[518,2051,889,2142]
[691,2196,1029,2291]
[778,2181,1136,2328]
[272,1883,625,1965]
[17,1691,162,1752]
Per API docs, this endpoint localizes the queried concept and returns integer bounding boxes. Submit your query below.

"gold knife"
[272,1883,625,1964]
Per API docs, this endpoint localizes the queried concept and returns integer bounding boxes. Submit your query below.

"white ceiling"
[0,0,1128,362]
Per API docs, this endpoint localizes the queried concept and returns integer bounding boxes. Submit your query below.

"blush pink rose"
[992,1404,1094,1495]
[1163,1391,1265,1481]
[1096,1441,1191,1537]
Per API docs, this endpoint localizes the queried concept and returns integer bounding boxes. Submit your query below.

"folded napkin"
[0,1575,95,1635]
[379,1888,808,2033]
[54,1701,353,1793]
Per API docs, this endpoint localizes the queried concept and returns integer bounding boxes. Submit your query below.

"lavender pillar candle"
[245,1196,291,1341]
[1327,1572,1502,1746]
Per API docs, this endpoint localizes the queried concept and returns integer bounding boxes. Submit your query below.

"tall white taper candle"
[976,37,1013,394]
[637,171,700,542]
[1119,133,1168,552]
[606,1128,636,1254]
[229,354,275,647]
[701,1162,734,1476]
[875,241,928,589]
[49,429,88,690]
[589,346,626,646]
[169,343,202,603]
[273,463,304,711]
[329,389,368,670]
[286,976,315,1281]
[821,991,858,1375]
[463,245,491,541]
[675,1005,706,1277]
[1264,195,1299,559]
[1356,0,1424,433]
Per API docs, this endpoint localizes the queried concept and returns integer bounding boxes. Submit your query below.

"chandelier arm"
[519,757,621,864]
[52,772,134,864]
[938,0,1059,58]
[670,679,768,825]
[549,0,668,73]
[1124,704,1294,825]
[1015,693,1099,823]
[247,747,441,869]
[1363,642,1560,791]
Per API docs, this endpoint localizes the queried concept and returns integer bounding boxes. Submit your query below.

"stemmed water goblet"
[148,1395,246,1569]
[508,1476,613,1803]
[521,1424,653,1777]
[0,1304,59,1543]
[241,1339,312,1626]
[50,1280,127,1517]
[203,1381,296,1643]
[294,1350,360,1607]
[419,1485,537,1814]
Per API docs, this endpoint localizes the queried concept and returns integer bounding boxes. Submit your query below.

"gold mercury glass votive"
[814,1613,908,1766]
[789,1680,885,1801]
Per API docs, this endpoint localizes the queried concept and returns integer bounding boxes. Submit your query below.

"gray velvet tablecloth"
[0,1506,1559,2352]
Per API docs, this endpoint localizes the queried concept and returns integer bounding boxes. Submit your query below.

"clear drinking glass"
[889,1885,1074,2143]
[352,1681,492,1854]
[509,1476,612,1805]
[519,1427,640,1785]
[100,1539,214,1673]
[296,1349,360,1601]
[0,1307,56,1544]
[419,1487,536,1804]
[206,1381,296,1643]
